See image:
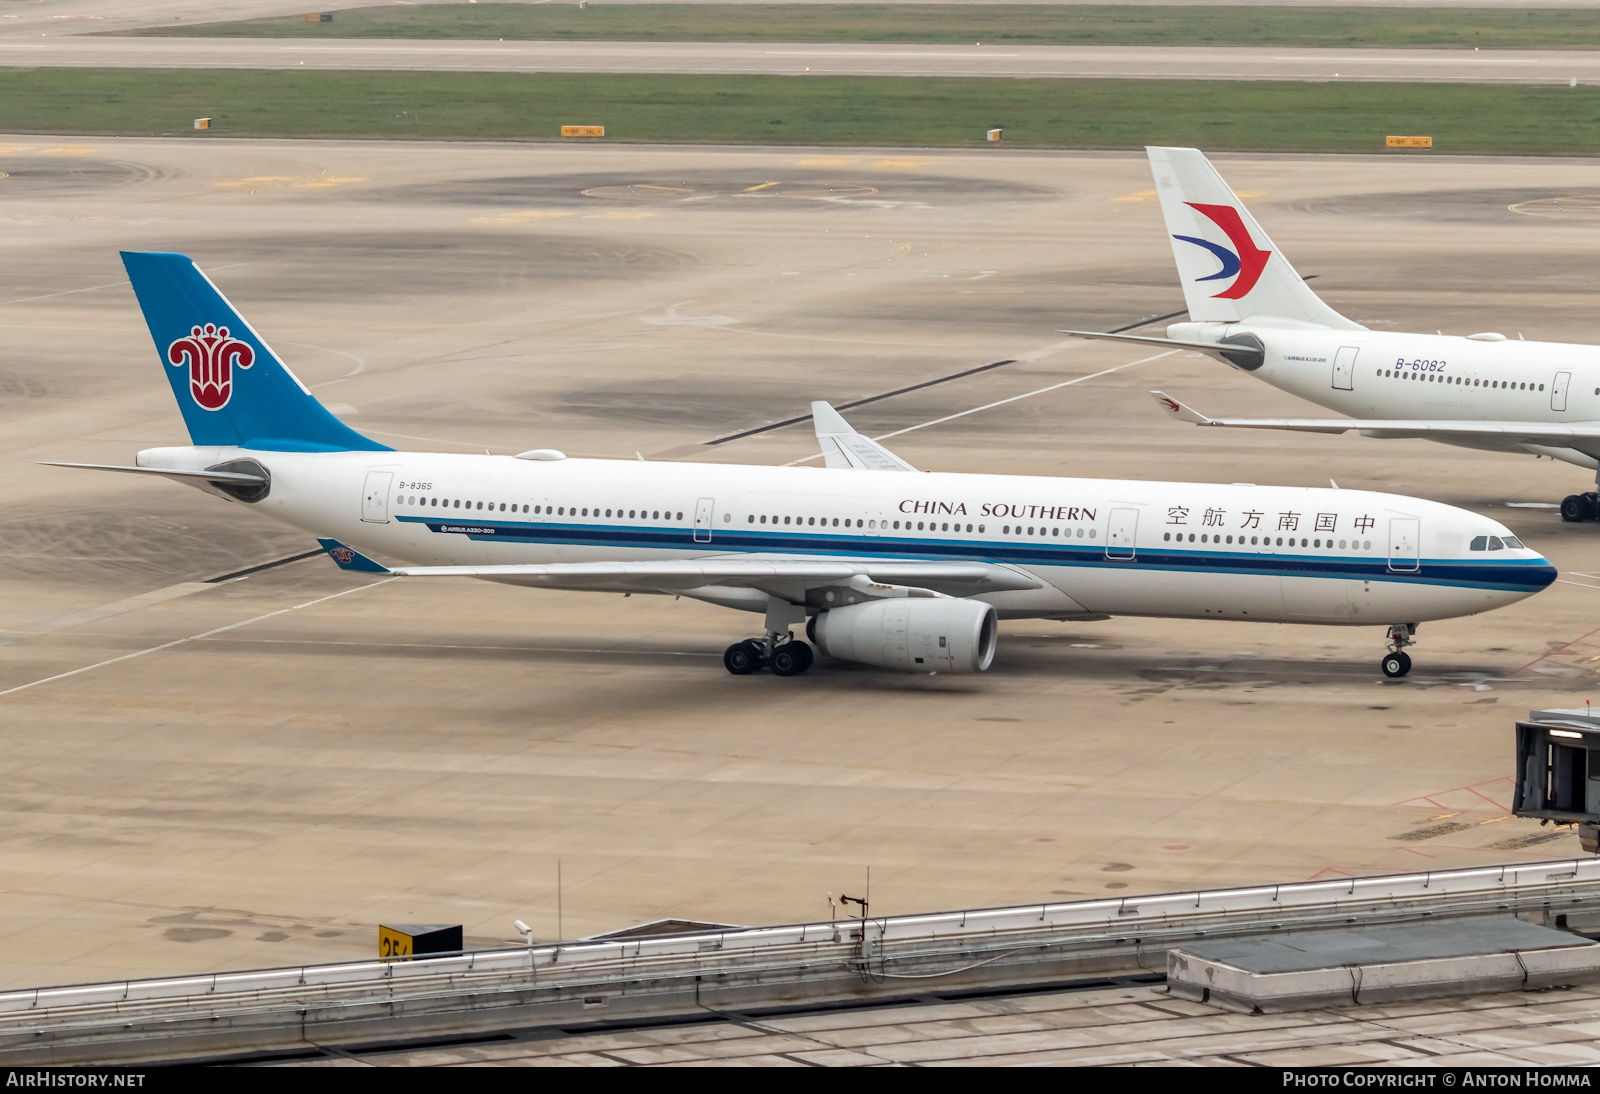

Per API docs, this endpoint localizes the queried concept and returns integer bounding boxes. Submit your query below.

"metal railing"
[2,856,1596,1020]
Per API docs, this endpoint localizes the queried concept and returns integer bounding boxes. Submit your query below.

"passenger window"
[1503,536,1524,548]
[748,515,755,523]
[1488,537,1505,551]
[454,500,461,509]
[977,524,985,533]
[1164,532,1171,541]
[1002,525,1010,534]
[677,512,683,520]
[653,511,660,520]
[760,515,767,524]
[1470,536,1487,551]
[832,519,839,527]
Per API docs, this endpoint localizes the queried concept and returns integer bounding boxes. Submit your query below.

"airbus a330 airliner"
[1070,147,1600,525]
[47,253,1555,678]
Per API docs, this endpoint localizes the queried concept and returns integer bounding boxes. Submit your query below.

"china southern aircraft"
[1069,146,1600,525]
[46,253,1555,679]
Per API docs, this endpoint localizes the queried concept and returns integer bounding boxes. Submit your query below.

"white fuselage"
[140,444,1555,627]
[1173,321,1600,468]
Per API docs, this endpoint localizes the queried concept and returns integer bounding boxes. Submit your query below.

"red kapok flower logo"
[167,323,254,411]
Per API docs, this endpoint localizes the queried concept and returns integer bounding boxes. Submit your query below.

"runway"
[4,36,1600,84]
[9,0,1595,41]
[4,136,1600,988]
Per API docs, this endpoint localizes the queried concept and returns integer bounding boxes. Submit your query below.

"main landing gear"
[724,636,815,677]
[1381,623,1417,679]
[1561,492,1599,523]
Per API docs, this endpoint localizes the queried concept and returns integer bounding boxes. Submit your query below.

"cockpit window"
[1487,536,1505,551]
[1469,536,1488,551]
[1502,535,1524,549]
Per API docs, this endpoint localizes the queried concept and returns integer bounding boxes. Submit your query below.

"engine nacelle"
[809,597,997,674]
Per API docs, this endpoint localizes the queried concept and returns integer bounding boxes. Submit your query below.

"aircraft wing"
[387,556,1039,594]
[1150,392,1600,451]
[811,401,918,471]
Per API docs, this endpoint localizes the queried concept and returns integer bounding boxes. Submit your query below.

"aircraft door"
[1105,507,1138,561]
[1332,345,1359,391]
[1387,517,1421,574]
[693,497,715,543]
[1553,371,1572,412]
[361,471,393,523]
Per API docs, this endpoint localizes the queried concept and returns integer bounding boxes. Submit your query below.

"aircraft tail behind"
[120,251,389,452]
[1146,147,1363,332]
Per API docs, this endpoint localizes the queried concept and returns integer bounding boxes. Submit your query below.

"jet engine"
[809,597,997,674]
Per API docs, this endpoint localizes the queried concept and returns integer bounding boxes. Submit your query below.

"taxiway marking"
[0,580,393,700]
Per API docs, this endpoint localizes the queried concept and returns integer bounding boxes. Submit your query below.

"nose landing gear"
[723,635,815,676]
[1381,623,1417,678]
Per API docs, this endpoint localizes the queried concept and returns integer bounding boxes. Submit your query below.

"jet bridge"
[1513,708,1600,854]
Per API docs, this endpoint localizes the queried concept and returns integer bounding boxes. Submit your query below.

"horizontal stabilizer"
[1060,330,1264,370]
[389,556,1039,597]
[39,461,267,484]
[317,538,391,574]
[812,401,918,472]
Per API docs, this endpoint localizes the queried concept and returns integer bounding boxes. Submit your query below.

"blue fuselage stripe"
[396,516,1556,593]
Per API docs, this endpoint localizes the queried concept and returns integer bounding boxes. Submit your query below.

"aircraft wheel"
[771,641,813,677]
[1381,651,1412,679]
[1561,495,1590,523]
[724,641,763,675]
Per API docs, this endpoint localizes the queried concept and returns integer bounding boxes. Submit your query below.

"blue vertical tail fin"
[120,251,390,452]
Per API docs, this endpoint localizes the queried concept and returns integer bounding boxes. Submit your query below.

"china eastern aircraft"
[45,253,1555,679]
[1069,146,1600,525]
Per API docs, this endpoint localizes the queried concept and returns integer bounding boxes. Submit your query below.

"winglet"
[317,538,390,573]
[1149,391,1215,425]
[811,401,918,472]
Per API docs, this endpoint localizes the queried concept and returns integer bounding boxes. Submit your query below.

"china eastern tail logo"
[1172,202,1271,300]
[166,323,254,411]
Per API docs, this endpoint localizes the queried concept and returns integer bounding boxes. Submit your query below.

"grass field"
[146,3,1600,50]
[4,69,1600,154]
